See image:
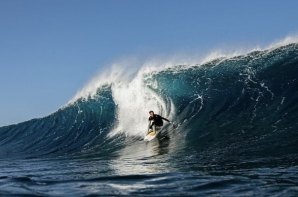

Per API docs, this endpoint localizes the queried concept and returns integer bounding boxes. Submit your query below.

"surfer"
[148,110,171,134]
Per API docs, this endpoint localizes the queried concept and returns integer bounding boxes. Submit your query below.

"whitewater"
[0,38,298,196]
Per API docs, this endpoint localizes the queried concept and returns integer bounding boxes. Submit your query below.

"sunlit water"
[1,138,297,196]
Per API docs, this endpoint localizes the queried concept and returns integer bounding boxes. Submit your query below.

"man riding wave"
[147,110,172,134]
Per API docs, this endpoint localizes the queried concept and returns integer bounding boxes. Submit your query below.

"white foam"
[69,63,131,103]
[267,34,298,49]
[108,70,174,137]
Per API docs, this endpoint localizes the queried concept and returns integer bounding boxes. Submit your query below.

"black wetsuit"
[149,114,170,128]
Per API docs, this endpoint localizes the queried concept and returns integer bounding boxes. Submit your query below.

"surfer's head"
[149,110,154,117]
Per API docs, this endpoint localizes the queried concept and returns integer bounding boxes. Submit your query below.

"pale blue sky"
[1,0,298,126]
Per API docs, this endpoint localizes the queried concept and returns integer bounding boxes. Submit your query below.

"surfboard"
[144,128,161,141]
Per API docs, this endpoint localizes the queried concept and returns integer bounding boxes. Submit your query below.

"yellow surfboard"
[144,129,160,141]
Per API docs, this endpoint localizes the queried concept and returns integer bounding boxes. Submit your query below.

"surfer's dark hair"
[149,110,154,114]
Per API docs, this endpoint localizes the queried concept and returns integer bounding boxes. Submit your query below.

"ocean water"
[0,42,298,196]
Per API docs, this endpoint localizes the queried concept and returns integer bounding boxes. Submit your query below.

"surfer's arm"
[161,117,171,123]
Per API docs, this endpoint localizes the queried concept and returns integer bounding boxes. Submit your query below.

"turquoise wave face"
[0,86,118,158]
[148,43,298,160]
[0,44,297,165]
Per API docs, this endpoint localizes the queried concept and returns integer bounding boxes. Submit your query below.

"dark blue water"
[1,43,298,196]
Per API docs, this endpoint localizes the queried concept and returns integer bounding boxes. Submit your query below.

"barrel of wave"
[108,72,174,137]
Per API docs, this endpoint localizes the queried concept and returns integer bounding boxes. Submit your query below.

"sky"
[1,0,298,126]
